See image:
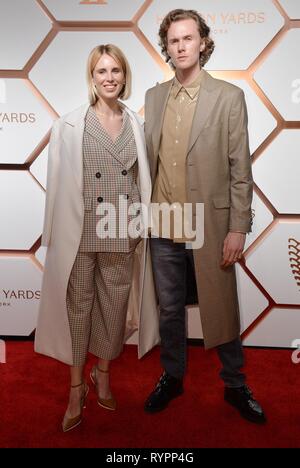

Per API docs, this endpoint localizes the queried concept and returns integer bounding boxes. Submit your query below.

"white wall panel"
[30,146,48,190]
[254,29,300,120]
[247,221,300,304]
[42,0,144,21]
[278,0,300,19]
[35,246,47,267]
[0,171,45,250]
[0,0,51,70]
[0,80,53,163]
[236,264,269,334]
[253,130,300,213]
[0,79,6,103]
[243,307,300,347]
[30,31,164,115]
[0,257,42,335]
[226,79,277,154]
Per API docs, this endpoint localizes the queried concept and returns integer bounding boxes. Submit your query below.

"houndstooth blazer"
[79,106,141,252]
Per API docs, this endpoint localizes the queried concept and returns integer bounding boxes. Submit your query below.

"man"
[143,9,265,424]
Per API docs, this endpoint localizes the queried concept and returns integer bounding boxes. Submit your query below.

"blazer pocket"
[84,196,92,212]
[213,196,231,209]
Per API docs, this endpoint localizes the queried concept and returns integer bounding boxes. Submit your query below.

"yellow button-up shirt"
[151,70,203,241]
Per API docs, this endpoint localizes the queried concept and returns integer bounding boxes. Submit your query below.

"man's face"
[166,18,205,72]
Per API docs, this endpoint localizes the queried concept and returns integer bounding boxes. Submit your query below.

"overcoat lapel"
[63,103,89,192]
[187,70,222,154]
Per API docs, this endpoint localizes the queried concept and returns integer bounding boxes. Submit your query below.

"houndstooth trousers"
[66,251,134,366]
[66,106,140,366]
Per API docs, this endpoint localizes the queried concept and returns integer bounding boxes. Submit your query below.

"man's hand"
[221,232,246,268]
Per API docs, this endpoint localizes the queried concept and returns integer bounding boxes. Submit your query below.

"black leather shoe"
[144,372,183,413]
[224,385,266,424]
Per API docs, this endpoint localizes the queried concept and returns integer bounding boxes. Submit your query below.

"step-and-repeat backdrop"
[0,0,299,347]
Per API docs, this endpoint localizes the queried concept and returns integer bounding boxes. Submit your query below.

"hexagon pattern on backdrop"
[35,246,47,267]
[0,171,45,250]
[0,79,54,163]
[225,79,277,154]
[252,130,300,214]
[41,0,144,21]
[30,145,49,190]
[0,0,52,70]
[243,307,300,347]
[139,0,284,70]
[236,264,269,333]
[0,256,42,335]
[246,221,300,305]
[254,29,300,121]
[278,0,300,19]
[30,31,164,115]
[0,0,299,342]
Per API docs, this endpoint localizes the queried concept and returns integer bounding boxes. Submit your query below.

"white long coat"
[34,103,160,365]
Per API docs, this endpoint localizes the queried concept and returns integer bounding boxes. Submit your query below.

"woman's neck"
[94,98,122,117]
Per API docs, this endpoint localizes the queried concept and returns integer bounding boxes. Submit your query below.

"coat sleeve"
[228,89,253,233]
[144,87,156,180]
[144,87,153,146]
[41,120,60,246]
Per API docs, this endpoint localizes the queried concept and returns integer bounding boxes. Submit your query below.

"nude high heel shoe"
[62,381,89,432]
[90,365,116,411]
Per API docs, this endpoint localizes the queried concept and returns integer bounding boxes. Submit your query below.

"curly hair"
[158,9,215,69]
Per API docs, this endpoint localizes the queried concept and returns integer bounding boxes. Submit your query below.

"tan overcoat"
[144,70,253,349]
[34,103,160,365]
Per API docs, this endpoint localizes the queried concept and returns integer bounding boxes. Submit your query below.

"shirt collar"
[172,69,203,99]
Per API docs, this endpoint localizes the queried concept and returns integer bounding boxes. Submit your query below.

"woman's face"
[92,53,125,101]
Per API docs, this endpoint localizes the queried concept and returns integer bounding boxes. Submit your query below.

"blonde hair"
[86,44,132,104]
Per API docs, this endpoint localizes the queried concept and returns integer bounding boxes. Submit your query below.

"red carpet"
[1,341,300,448]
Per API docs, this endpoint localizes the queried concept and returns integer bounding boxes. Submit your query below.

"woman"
[34,44,159,432]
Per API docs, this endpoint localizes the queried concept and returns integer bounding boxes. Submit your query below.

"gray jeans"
[150,237,245,387]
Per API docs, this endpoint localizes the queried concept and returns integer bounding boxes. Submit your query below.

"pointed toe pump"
[90,365,116,411]
[62,381,89,432]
